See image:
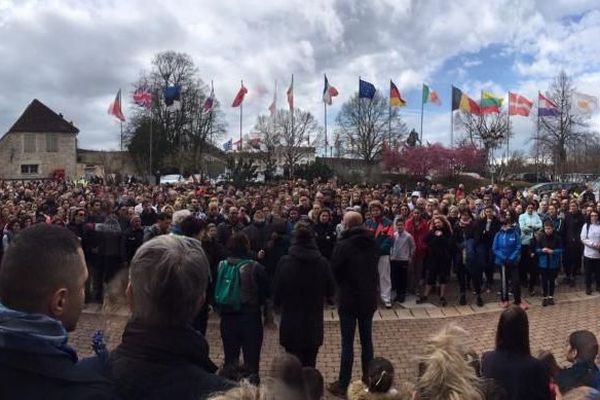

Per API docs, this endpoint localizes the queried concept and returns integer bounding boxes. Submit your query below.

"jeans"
[500,262,521,304]
[390,260,408,301]
[584,257,600,291]
[338,312,374,389]
[378,256,392,303]
[476,243,495,287]
[456,240,481,295]
[564,242,583,278]
[519,245,538,291]
[220,312,264,376]
[540,268,558,297]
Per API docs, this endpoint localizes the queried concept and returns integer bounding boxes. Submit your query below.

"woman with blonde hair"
[415,324,483,400]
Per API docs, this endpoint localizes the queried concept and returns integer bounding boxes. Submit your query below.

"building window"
[46,134,58,152]
[24,134,36,153]
[21,164,39,174]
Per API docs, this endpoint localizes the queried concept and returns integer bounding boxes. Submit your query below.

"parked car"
[159,174,184,184]
[525,182,586,197]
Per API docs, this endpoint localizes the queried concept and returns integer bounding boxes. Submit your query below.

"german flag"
[390,80,407,107]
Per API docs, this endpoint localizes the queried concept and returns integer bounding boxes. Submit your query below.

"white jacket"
[581,222,600,259]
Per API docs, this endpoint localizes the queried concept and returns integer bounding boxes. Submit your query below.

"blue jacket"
[535,231,563,270]
[364,217,394,255]
[492,226,522,266]
[0,303,115,399]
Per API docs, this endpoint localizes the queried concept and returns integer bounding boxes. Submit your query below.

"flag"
[422,84,441,105]
[268,81,277,117]
[133,85,152,109]
[571,92,599,116]
[107,89,126,121]
[322,74,339,105]
[232,83,248,107]
[389,80,406,107]
[223,139,232,151]
[451,86,481,115]
[203,84,215,112]
[163,85,182,111]
[233,138,242,150]
[509,92,533,116]
[287,75,294,111]
[538,92,559,117]
[480,91,504,114]
[359,78,376,99]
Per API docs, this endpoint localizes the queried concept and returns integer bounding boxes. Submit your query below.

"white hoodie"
[581,222,600,259]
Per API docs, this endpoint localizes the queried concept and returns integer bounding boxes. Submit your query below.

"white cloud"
[0,0,599,154]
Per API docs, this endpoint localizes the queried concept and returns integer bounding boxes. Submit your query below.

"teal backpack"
[214,259,252,311]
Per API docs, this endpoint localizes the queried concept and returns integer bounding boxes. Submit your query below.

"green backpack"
[214,259,252,311]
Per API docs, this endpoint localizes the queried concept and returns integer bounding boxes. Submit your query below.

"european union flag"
[359,78,376,99]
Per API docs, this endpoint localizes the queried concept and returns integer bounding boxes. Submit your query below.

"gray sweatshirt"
[390,231,416,261]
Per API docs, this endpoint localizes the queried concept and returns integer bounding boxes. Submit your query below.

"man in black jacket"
[87,235,232,399]
[327,211,379,398]
[0,224,114,399]
[274,224,335,367]
[475,205,501,291]
[563,201,586,286]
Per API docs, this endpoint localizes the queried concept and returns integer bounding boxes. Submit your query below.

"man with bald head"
[327,211,380,397]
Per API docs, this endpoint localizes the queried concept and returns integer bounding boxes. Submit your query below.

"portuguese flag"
[480,91,504,114]
[389,80,407,107]
[422,84,441,105]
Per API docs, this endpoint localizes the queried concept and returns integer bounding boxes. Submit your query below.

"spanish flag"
[390,80,407,107]
[452,86,481,115]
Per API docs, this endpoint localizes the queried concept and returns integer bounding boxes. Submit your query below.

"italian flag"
[422,84,441,105]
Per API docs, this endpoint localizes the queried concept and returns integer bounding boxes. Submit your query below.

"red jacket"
[405,217,429,258]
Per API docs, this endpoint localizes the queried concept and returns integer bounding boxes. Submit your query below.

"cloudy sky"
[1,0,600,156]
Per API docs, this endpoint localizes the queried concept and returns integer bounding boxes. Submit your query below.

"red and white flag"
[508,92,533,117]
[287,75,294,111]
[108,89,126,121]
[231,83,248,107]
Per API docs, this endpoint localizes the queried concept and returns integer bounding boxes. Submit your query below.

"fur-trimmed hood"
[347,380,411,400]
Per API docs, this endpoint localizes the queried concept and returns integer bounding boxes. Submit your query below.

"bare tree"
[536,70,589,176]
[275,109,321,177]
[126,51,226,175]
[336,92,408,164]
[456,110,509,169]
[252,115,280,180]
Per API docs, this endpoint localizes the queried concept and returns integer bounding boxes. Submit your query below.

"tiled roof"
[7,99,79,134]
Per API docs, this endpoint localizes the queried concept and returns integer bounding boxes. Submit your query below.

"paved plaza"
[71,287,600,398]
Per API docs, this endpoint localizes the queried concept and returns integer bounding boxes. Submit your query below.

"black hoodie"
[274,238,335,349]
[330,227,379,317]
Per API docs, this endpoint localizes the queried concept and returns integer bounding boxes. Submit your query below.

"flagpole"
[450,86,454,148]
[536,92,540,182]
[120,120,123,152]
[506,92,510,164]
[324,100,328,157]
[149,110,153,178]
[420,84,425,145]
[388,80,392,145]
[239,80,243,151]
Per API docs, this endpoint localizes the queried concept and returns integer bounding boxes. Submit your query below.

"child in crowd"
[347,357,412,400]
[556,330,600,394]
[389,218,415,304]
[534,220,563,306]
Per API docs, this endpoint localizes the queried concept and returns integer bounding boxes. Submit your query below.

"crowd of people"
[0,177,600,399]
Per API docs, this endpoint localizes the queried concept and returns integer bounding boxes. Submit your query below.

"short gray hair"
[172,209,192,227]
[129,235,209,325]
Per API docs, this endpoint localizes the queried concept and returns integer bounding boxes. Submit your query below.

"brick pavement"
[72,293,600,399]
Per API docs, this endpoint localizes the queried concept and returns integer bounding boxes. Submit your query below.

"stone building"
[0,99,79,179]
